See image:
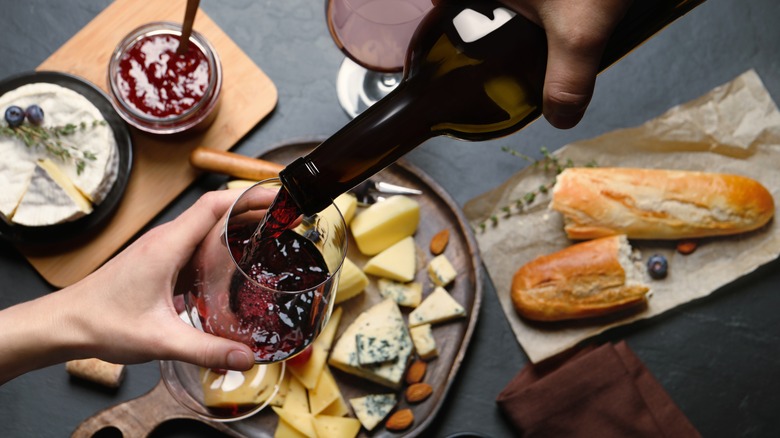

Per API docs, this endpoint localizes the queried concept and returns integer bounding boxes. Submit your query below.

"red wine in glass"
[183,180,347,364]
[326,0,433,117]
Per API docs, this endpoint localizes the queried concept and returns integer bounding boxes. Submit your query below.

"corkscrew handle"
[190,147,285,181]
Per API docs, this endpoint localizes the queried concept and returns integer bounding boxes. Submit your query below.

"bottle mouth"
[107,21,223,134]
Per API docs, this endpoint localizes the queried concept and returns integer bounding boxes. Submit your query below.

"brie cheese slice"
[12,161,93,226]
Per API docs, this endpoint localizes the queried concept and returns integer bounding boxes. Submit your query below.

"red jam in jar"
[109,22,222,135]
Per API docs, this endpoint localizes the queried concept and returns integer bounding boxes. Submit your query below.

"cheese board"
[226,139,483,437]
[73,139,483,436]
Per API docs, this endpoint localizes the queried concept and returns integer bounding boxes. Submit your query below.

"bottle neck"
[280,80,433,215]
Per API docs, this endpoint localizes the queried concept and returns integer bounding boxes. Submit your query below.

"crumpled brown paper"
[464,70,780,363]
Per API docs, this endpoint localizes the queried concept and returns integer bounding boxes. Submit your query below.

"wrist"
[0,288,92,384]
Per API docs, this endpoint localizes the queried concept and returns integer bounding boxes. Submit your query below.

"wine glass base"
[336,57,401,118]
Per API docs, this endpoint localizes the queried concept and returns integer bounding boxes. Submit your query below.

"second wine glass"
[326,0,433,117]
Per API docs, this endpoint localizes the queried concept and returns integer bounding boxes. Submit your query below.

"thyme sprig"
[475,146,597,233]
[0,120,104,175]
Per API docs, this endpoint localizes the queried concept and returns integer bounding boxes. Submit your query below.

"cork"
[66,358,126,388]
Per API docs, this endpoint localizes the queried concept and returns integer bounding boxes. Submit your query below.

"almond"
[676,240,697,255]
[405,382,433,403]
[430,229,450,255]
[405,360,427,384]
[386,409,414,431]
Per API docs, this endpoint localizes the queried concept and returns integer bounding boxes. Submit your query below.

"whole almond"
[430,229,450,255]
[405,360,427,384]
[405,382,433,403]
[386,409,414,431]
[676,240,697,255]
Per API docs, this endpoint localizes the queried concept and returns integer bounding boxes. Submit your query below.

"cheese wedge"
[272,407,316,438]
[335,258,368,304]
[428,254,458,287]
[333,192,358,225]
[377,278,423,307]
[319,394,350,417]
[308,366,343,415]
[12,161,92,226]
[287,306,343,389]
[363,236,416,282]
[350,195,420,255]
[409,286,466,327]
[274,418,308,438]
[409,324,438,360]
[312,415,361,438]
[282,375,310,414]
[348,394,397,432]
[356,324,401,365]
[329,299,413,389]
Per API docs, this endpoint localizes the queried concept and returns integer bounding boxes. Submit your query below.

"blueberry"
[647,254,668,279]
[25,104,44,125]
[4,105,25,128]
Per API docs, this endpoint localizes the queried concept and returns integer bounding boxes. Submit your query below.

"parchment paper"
[464,70,780,363]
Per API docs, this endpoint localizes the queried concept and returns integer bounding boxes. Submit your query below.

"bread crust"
[511,235,649,321]
[550,168,775,240]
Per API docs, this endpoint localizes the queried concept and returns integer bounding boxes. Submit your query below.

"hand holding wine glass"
[181,179,348,364]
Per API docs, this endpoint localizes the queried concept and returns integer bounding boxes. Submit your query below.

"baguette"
[511,235,649,322]
[550,167,774,240]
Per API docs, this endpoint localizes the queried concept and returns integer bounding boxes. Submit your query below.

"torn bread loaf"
[550,167,774,240]
[511,235,649,321]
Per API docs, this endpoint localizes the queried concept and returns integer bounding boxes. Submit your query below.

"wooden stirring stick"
[177,0,201,54]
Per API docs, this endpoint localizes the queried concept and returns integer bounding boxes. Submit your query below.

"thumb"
[542,40,600,129]
[164,323,255,371]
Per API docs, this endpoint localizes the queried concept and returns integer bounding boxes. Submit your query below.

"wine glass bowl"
[181,178,348,363]
[325,0,432,117]
[160,359,286,422]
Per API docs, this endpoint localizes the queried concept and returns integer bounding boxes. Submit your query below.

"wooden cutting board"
[16,0,277,288]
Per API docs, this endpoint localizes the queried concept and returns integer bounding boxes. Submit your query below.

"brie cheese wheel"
[0,82,119,226]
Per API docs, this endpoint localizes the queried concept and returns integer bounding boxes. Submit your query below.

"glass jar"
[107,21,222,135]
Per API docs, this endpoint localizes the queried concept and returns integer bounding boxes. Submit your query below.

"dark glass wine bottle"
[280,0,706,216]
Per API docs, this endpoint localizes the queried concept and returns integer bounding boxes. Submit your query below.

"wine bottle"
[280,0,706,216]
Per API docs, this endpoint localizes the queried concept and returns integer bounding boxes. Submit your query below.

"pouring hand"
[501,0,632,129]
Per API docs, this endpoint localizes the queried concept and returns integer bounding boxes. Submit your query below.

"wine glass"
[180,178,348,363]
[326,0,433,117]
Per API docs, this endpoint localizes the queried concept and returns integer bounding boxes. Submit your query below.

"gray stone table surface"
[1,0,779,437]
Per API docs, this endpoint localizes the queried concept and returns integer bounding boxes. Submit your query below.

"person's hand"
[501,0,632,128]
[61,189,264,371]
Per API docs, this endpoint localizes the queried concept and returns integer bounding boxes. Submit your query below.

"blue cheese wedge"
[409,286,466,327]
[329,299,413,389]
[409,323,438,360]
[377,278,423,308]
[348,394,397,432]
[356,324,401,365]
[427,254,457,287]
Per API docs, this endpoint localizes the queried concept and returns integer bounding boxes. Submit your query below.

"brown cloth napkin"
[496,341,700,438]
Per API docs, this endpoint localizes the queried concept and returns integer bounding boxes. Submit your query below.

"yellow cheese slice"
[308,366,343,415]
[350,195,420,255]
[312,415,361,438]
[274,417,308,438]
[287,306,343,389]
[363,236,416,282]
[282,375,309,414]
[335,257,368,304]
[272,407,316,438]
[319,393,350,417]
